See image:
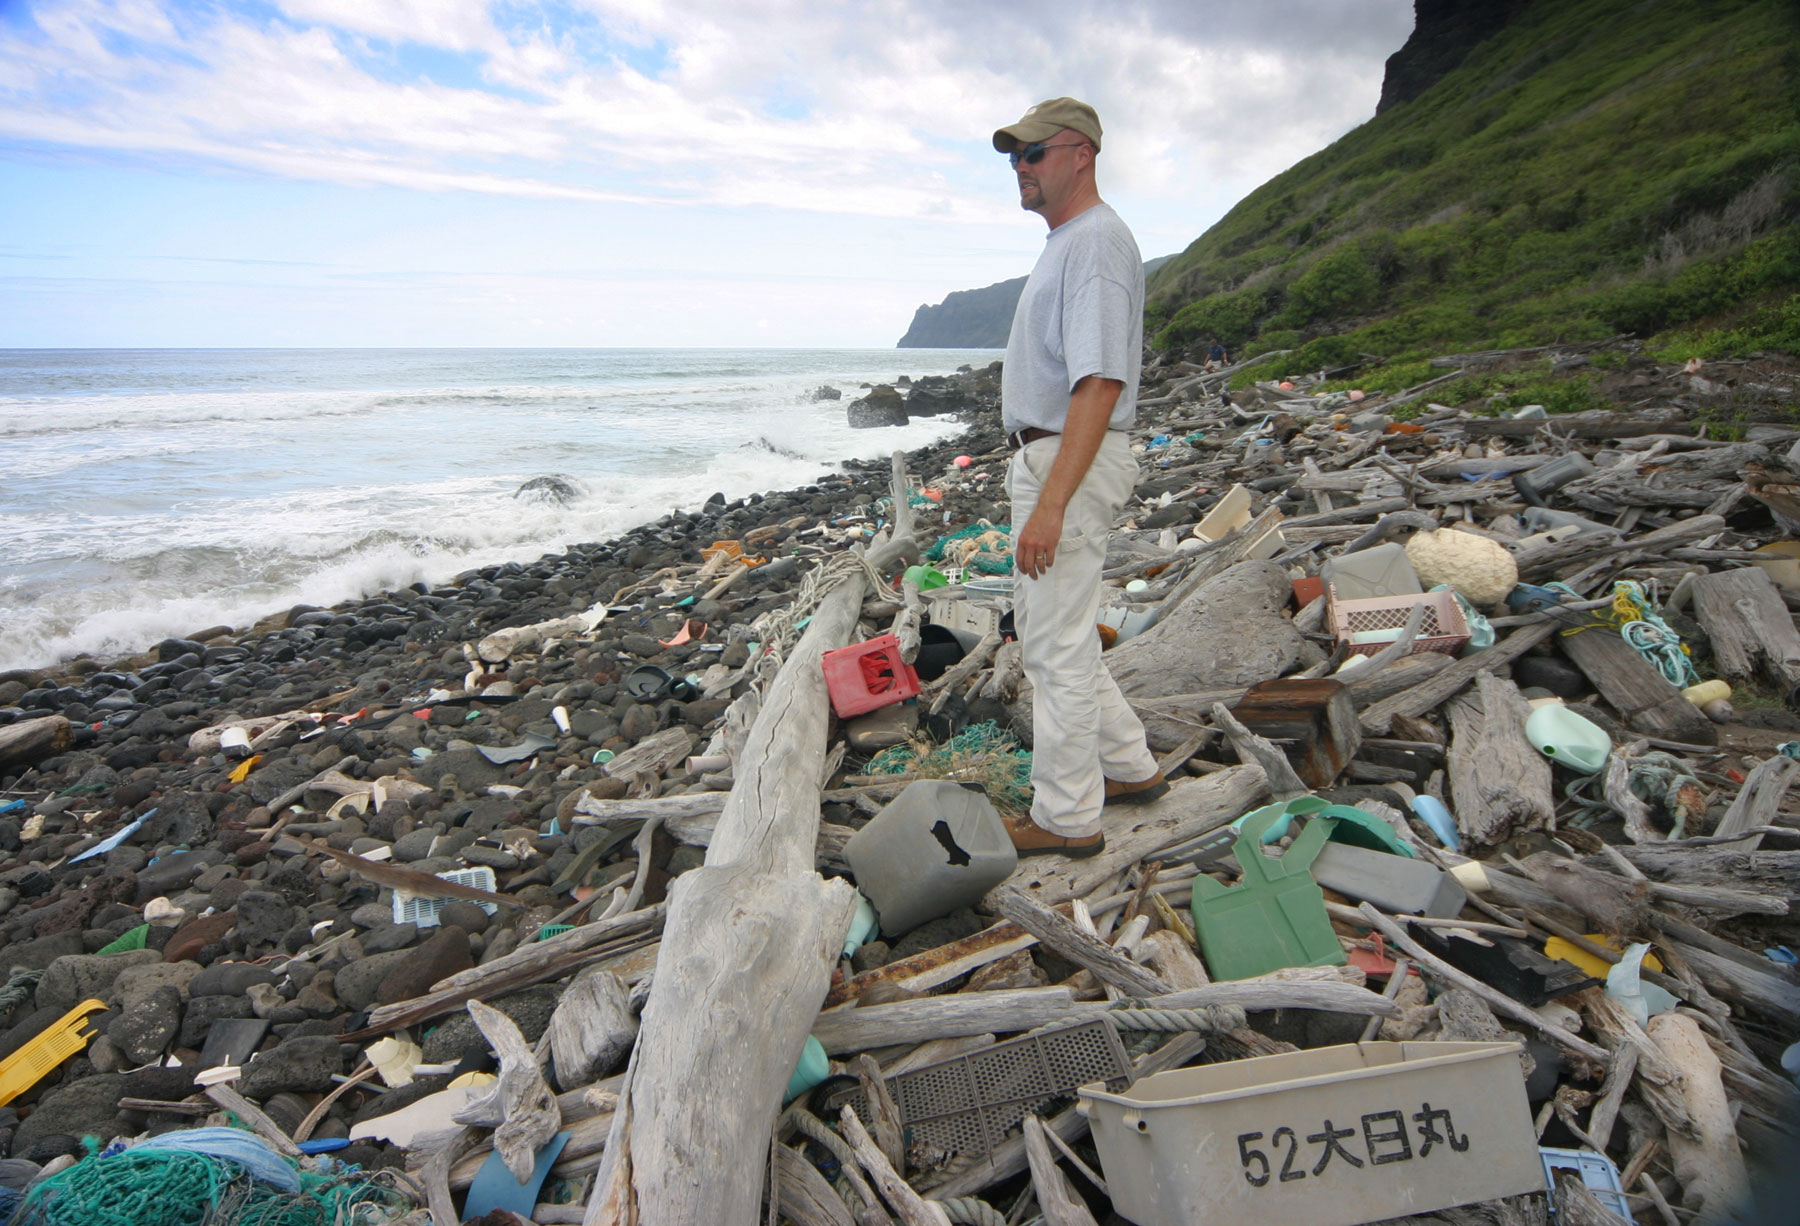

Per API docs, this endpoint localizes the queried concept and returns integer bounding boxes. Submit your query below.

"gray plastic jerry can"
[843,780,1019,938]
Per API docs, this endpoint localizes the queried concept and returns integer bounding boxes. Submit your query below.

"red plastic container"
[822,633,921,718]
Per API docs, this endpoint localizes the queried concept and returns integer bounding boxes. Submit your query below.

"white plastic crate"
[1079,1041,1545,1226]
[921,587,1007,639]
[391,866,501,929]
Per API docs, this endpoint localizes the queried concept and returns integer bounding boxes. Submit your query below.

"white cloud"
[0,0,1412,225]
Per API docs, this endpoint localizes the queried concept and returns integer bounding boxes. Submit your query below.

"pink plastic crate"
[822,633,921,718]
[1329,586,1469,658]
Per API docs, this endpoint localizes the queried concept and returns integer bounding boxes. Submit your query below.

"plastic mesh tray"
[1541,1146,1630,1221]
[1329,585,1470,657]
[391,866,500,929]
[832,1018,1131,1158]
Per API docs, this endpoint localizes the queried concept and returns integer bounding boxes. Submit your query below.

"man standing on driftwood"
[994,96,1167,857]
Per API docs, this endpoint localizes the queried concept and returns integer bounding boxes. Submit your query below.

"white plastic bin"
[1079,1041,1545,1226]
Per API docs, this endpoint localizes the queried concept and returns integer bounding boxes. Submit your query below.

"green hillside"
[1148,0,1800,379]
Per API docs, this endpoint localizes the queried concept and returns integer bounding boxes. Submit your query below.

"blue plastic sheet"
[135,1127,300,1192]
[70,810,153,863]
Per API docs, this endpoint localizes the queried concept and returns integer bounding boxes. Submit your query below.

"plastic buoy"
[1348,389,1365,402]
[954,455,972,467]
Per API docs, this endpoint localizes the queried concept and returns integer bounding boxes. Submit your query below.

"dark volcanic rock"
[1377,0,1530,113]
[238,1034,346,1098]
[847,386,908,429]
[13,1073,129,1151]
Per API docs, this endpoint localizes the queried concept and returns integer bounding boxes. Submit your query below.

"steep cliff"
[1149,0,1798,366]
[896,276,1025,349]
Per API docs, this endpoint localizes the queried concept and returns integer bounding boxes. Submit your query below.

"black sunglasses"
[1008,141,1087,168]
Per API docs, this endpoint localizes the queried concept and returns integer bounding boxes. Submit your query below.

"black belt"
[1006,427,1059,449]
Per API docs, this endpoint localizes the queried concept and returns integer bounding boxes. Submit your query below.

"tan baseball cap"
[992,97,1102,154]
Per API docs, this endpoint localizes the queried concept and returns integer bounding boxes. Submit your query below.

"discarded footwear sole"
[1104,770,1169,805]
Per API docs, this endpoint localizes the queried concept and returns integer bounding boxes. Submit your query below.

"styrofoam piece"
[1081,1041,1546,1226]
[393,866,500,928]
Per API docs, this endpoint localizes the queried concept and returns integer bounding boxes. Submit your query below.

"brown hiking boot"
[1104,770,1169,806]
[1002,812,1106,859]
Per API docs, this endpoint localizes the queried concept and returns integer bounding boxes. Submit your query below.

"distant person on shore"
[1206,340,1228,371]
[993,96,1168,858]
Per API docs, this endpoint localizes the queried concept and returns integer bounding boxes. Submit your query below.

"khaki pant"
[1007,431,1159,838]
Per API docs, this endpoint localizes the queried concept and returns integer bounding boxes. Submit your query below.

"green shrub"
[1152,286,1268,350]
[1277,243,1383,327]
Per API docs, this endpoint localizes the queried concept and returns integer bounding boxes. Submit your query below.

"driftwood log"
[1647,1011,1753,1226]
[1058,561,1316,751]
[1555,625,1715,744]
[585,483,918,1224]
[0,714,72,771]
[1692,566,1800,692]
[1445,673,1554,847]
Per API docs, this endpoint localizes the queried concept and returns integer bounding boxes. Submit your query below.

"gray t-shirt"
[1001,202,1144,434]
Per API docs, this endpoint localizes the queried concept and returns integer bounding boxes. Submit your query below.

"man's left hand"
[1016,505,1064,578]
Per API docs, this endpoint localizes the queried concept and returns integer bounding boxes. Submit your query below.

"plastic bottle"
[1410,794,1461,852]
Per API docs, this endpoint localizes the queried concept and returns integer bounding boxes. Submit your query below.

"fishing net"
[13,1144,412,1226]
[924,522,1014,576]
[865,720,1033,816]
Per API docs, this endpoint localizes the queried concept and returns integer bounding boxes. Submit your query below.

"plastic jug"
[1525,704,1612,773]
[1190,802,1348,981]
[843,780,1018,937]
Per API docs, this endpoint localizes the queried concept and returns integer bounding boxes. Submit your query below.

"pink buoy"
[954,455,972,468]
[1349,389,1365,402]
[1278,381,1294,390]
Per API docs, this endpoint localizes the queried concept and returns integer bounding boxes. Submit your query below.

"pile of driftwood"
[138,344,1797,1226]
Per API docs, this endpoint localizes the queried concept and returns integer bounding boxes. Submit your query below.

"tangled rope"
[1566,748,1705,839]
[0,969,42,1015]
[1606,580,1701,687]
[748,549,902,682]
[865,722,1033,815]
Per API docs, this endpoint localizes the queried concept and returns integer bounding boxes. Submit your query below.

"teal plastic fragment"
[842,892,879,958]
[1231,795,1415,858]
[784,1035,829,1103]
[463,1130,570,1220]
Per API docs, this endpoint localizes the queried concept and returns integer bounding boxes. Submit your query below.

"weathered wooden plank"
[1692,567,1800,692]
[1556,626,1716,744]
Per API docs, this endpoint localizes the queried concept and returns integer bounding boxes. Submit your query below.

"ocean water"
[0,348,998,673]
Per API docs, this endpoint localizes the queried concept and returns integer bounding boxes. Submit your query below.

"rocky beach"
[0,344,1796,1225]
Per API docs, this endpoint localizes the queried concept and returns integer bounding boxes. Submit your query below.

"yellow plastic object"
[1545,935,1663,979]
[0,999,106,1105]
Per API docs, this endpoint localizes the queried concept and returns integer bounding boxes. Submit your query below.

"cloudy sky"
[0,0,1414,347]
